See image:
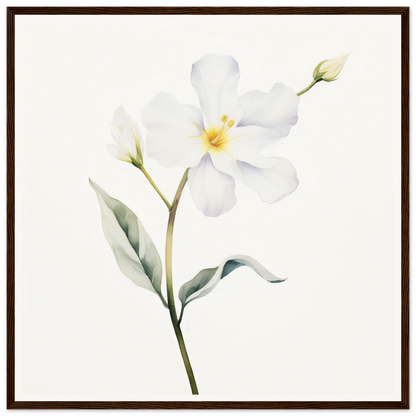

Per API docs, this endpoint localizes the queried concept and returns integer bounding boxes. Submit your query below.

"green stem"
[138,165,172,211]
[297,79,321,96]
[165,169,198,395]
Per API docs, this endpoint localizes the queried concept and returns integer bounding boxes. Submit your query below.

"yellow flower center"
[186,115,243,161]
[195,115,236,154]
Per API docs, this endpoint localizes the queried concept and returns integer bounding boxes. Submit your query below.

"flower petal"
[113,105,134,130]
[191,54,243,127]
[238,83,300,138]
[226,126,281,164]
[111,106,144,156]
[136,125,145,156]
[208,125,279,179]
[119,134,135,160]
[142,92,206,168]
[188,154,237,217]
[106,144,131,162]
[109,122,121,143]
[320,54,349,80]
[238,158,298,203]
[120,124,137,159]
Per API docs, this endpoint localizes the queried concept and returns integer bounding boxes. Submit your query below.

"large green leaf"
[90,179,167,307]
[179,255,286,321]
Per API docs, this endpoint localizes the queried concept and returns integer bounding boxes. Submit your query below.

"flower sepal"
[312,60,327,80]
[131,156,143,169]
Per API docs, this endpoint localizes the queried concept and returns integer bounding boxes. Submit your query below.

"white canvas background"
[14,13,401,401]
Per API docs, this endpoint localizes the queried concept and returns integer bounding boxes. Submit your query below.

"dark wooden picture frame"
[7,7,409,410]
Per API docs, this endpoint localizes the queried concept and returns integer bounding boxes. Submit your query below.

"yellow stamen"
[209,124,225,145]
[209,116,236,146]
[183,135,204,139]
[185,115,242,162]
[221,134,243,144]
[191,120,206,134]
[222,149,242,172]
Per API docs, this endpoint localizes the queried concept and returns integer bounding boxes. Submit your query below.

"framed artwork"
[7,7,409,409]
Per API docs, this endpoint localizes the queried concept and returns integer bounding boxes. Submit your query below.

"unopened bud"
[313,54,349,82]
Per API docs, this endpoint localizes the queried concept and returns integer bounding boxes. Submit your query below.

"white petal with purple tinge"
[191,54,243,127]
[142,92,206,168]
[238,158,299,203]
[238,83,300,138]
[188,154,237,217]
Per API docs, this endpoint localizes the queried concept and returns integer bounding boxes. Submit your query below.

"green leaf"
[178,255,287,321]
[90,179,167,307]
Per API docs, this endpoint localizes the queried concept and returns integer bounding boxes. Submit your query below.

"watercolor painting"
[90,53,348,394]
[14,13,404,403]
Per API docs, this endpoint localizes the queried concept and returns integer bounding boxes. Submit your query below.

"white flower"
[313,54,349,82]
[142,54,300,217]
[107,106,144,167]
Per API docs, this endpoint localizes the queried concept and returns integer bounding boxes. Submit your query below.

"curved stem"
[297,79,320,96]
[138,165,172,211]
[165,169,198,395]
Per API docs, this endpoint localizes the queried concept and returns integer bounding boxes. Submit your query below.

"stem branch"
[138,166,172,211]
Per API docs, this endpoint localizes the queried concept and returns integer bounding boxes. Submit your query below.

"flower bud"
[107,106,144,167]
[313,54,349,82]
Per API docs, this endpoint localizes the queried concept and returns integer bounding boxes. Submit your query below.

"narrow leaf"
[90,179,167,307]
[179,255,286,319]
